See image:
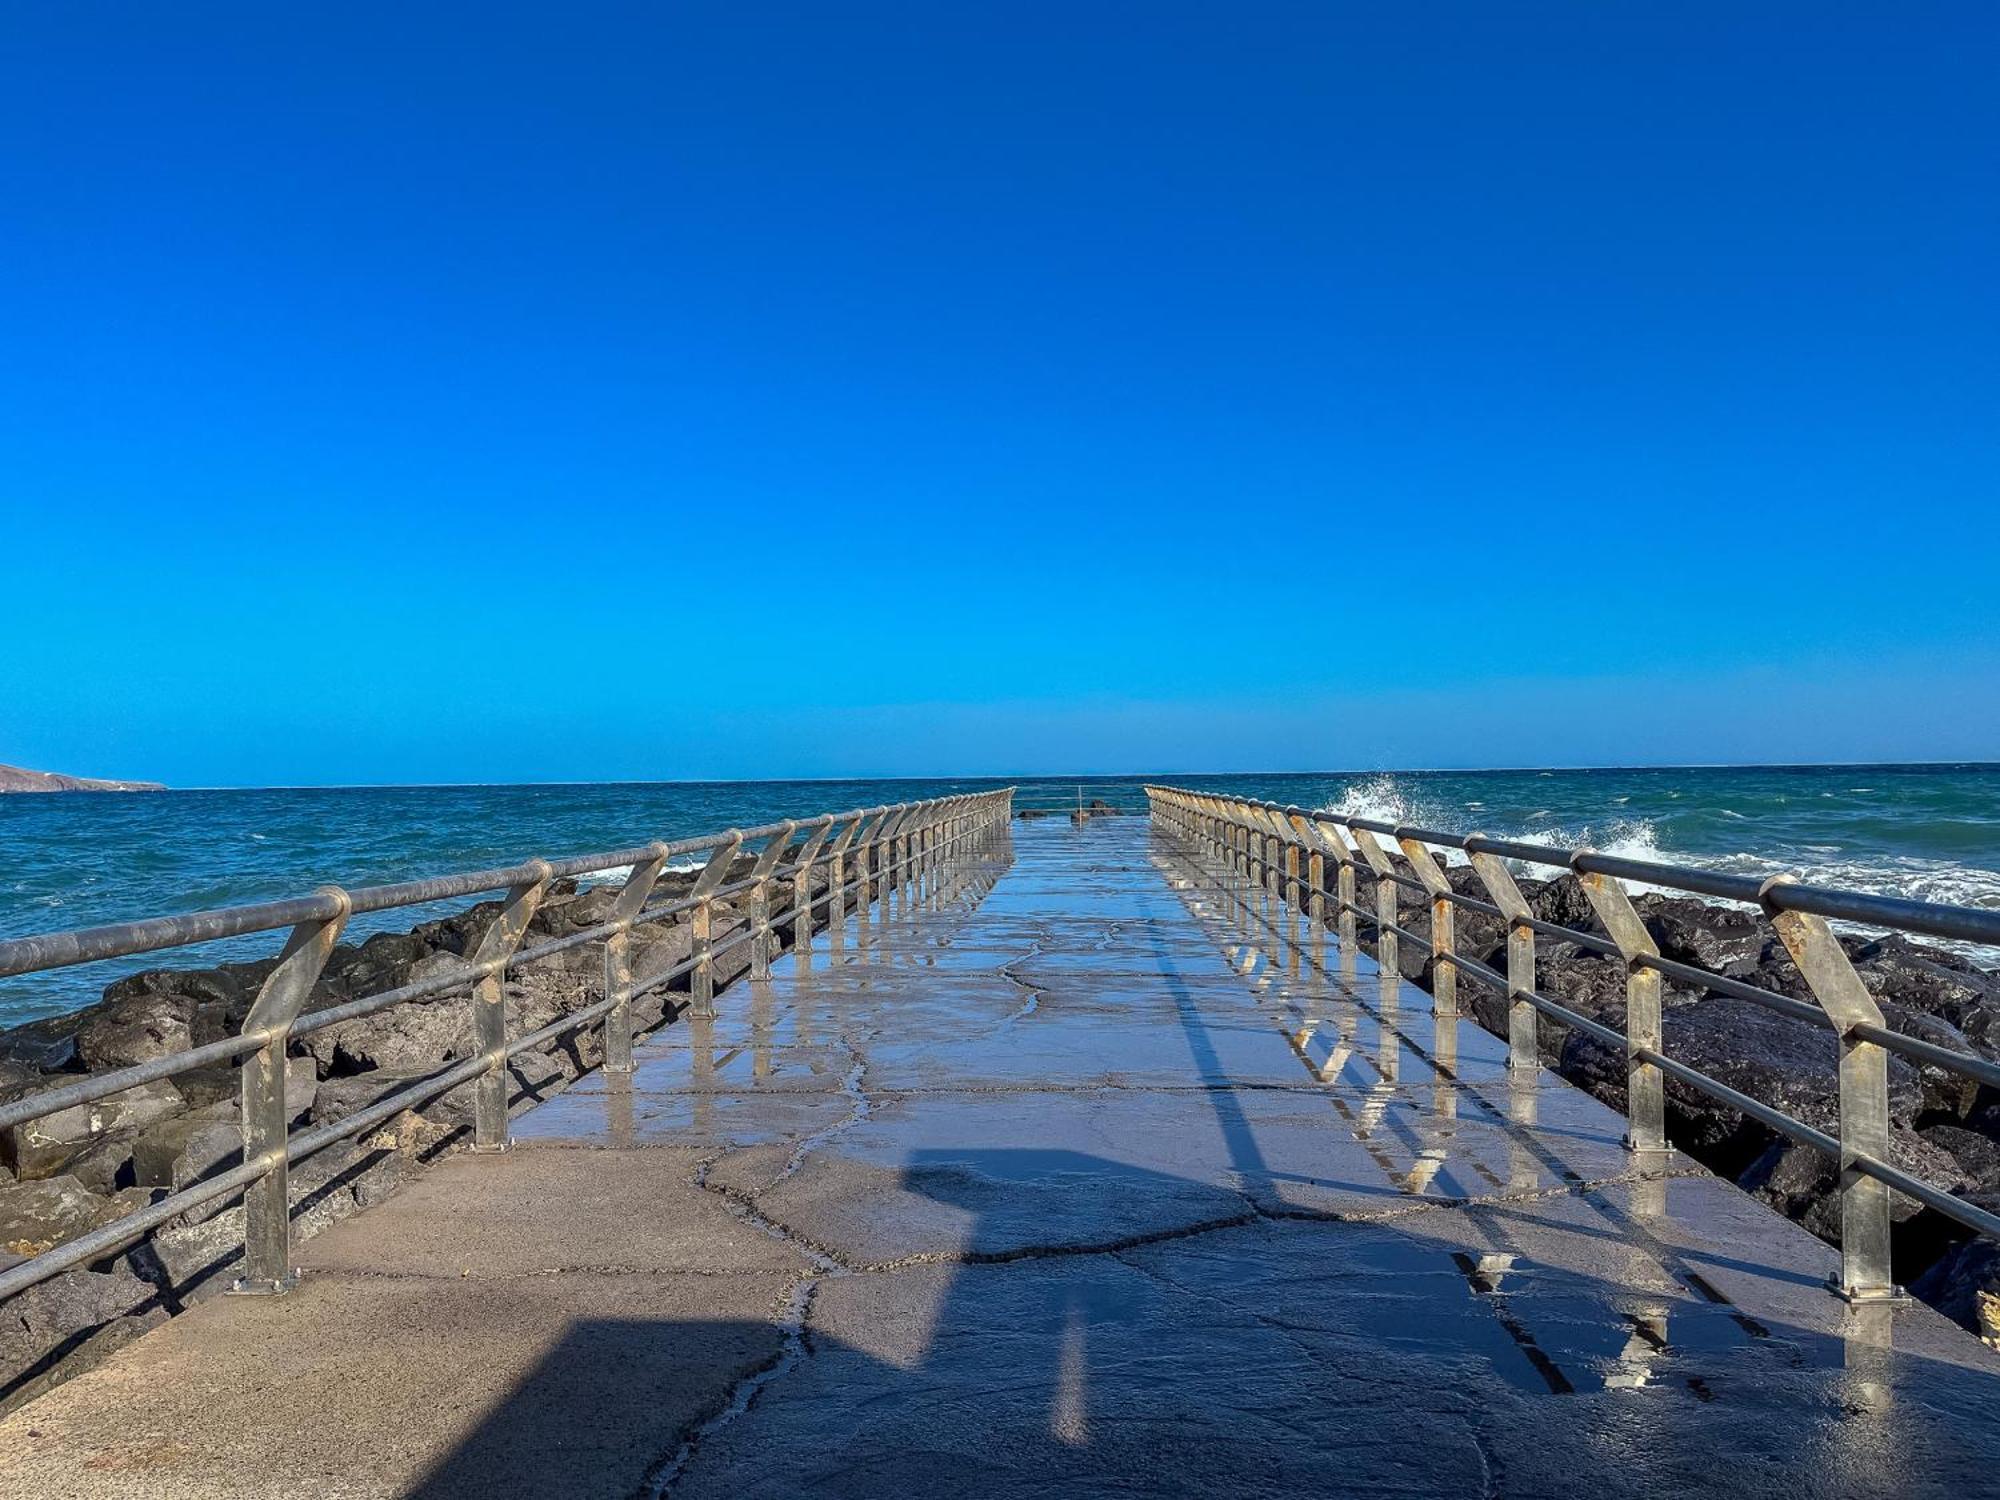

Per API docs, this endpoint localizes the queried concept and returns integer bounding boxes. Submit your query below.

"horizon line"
[104,758,2000,793]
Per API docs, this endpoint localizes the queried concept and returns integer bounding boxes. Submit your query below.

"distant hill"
[0,763,165,793]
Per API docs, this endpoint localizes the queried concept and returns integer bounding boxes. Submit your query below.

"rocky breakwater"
[1337,856,2000,1338]
[0,856,832,1411]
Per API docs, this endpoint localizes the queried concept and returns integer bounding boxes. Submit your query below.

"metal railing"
[0,790,1013,1301]
[1145,784,2000,1304]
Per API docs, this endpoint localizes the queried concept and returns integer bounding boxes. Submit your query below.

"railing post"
[878,810,905,916]
[689,832,743,1016]
[602,843,669,1073]
[747,823,798,981]
[1298,816,1326,929]
[788,818,835,970]
[1333,831,1357,955]
[232,887,349,1295]
[470,862,551,1153]
[854,813,884,942]
[1346,826,1400,980]
[825,814,862,952]
[1576,862,1670,1166]
[1397,832,1456,1023]
[1764,880,1908,1304]
[1467,838,1538,1073]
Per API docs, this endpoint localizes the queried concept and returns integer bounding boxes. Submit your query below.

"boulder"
[130,1115,244,1192]
[1738,1128,1972,1242]
[1911,1231,2000,1343]
[311,1069,466,1129]
[1919,1124,2000,1196]
[326,930,432,997]
[72,991,195,1071]
[1636,894,1774,978]
[0,1012,82,1073]
[1957,1004,2000,1064]
[1526,874,1598,936]
[58,1131,142,1196]
[0,1258,167,1414]
[0,1059,43,1103]
[1658,997,1921,1167]
[1,1079,186,1182]
[303,995,471,1076]
[1879,1005,1983,1120]
[1849,935,2000,1031]
[0,1176,122,1257]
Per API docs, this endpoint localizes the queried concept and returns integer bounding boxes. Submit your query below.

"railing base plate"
[1829,1277,1911,1307]
[228,1272,298,1297]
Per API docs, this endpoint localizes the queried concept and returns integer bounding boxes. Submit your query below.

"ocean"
[2,765,1997,1025]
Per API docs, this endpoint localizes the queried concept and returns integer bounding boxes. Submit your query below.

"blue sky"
[3,3,1996,785]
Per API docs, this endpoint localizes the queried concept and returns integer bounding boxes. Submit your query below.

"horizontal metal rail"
[1146,783,2000,1306]
[0,789,1014,1303]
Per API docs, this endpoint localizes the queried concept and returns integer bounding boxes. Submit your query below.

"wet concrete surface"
[2,818,1999,1497]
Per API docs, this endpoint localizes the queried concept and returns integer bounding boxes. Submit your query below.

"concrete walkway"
[2,818,1998,1497]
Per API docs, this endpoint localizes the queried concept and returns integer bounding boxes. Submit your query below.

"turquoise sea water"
[2,765,1996,1025]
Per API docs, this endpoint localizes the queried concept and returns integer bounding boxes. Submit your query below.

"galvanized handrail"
[1146,784,2000,1304]
[0,789,1013,1302]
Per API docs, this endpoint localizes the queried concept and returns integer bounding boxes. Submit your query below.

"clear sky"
[3,3,1996,786]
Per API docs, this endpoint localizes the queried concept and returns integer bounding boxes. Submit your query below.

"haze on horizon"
[4,4,1996,788]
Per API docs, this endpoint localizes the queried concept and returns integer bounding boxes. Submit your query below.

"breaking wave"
[1311,772,2000,951]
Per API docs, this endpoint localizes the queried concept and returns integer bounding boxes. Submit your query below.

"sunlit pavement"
[3,818,1998,1498]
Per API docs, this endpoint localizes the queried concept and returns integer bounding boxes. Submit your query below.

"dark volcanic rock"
[1881,1005,1984,1119]
[1848,935,2000,1033]
[73,992,196,1072]
[0,1014,82,1073]
[130,1113,244,1193]
[1912,1233,2000,1344]
[1636,894,1774,977]
[1659,997,1921,1165]
[1,1079,187,1183]
[1919,1124,2000,1195]
[1739,1130,1972,1242]
[0,1259,167,1414]
[0,1176,122,1257]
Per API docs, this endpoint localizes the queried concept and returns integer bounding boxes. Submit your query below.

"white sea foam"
[1312,773,2000,957]
[576,856,706,889]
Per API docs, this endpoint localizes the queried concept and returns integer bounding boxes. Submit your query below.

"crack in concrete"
[996,943,1050,1021]
[638,1273,821,1500]
[777,1041,872,1182]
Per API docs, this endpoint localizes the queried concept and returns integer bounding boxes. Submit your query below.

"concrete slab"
[298,1146,813,1278]
[0,1271,798,1500]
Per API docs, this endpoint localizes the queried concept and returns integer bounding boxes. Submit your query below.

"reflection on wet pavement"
[519,816,2000,1495]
